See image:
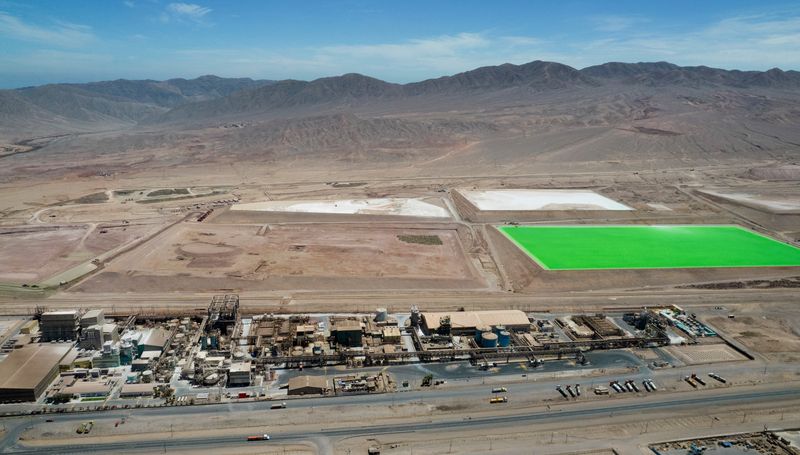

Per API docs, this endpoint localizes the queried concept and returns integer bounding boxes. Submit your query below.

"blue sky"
[1,0,799,88]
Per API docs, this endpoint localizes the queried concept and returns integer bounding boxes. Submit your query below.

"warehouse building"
[0,343,73,402]
[80,323,119,350]
[227,361,252,387]
[330,318,362,347]
[138,328,169,355]
[288,375,330,396]
[120,383,161,398]
[56,381,112,399]
[80,309,105,329]
[40,310,80,341]
[421,310,530,335]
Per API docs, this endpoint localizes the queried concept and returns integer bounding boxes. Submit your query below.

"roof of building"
[0,343,73,390]
[288,375,329,391]
[139,350,161,360]
[42,310,78,317]
[141,328,169,348]
[229,362,251,373]
[81,309,104,320]
[422,310,530,331]
[120,383,163,394]
[60,381,112,396]
[331,319,362,332]
[295,324,316,334]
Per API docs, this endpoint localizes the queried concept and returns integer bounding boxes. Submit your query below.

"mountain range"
[2,61,799,138]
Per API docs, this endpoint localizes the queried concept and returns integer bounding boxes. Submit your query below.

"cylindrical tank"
[474,325,490,343]
[498,330,511,347]
[375,308,388,322]
[203,372,219,386]
[142,370,153,383]
[493,325,506,335]
[481,332,498,348]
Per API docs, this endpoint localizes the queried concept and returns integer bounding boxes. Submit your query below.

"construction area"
[71,222,488,293]
[650,431,800,455]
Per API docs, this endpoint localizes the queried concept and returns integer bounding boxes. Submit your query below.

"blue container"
[498,330,511,347]
[480,332,498,348]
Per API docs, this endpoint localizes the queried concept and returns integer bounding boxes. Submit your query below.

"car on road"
[489,396,508,404]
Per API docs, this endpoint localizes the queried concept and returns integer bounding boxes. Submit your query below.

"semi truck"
[247,434,271,441]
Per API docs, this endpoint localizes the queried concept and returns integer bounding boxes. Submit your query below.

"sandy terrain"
[698,190,800,213]
[664,343,746,365]
[74,221,488,292]
[0,224,153,285]
[708,312,800,363]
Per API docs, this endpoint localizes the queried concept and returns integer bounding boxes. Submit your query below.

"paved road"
[2,287,798,316]
[3,380,798,454]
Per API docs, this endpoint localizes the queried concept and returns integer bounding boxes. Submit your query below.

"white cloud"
[0,11,94,47]
[165,3,211,23]
[123,0,135,8]
[575,13,800,70]
[591,15,649,32]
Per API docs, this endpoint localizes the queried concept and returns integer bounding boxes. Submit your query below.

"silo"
[474,325,490,344]
[375,308,388,322]
[493,325,506,335]
[481,332,498,348]
[498,330,511,347]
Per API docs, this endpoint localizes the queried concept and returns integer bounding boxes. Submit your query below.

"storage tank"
[493,325,506,335]
[474,325,490,343]
[481,332,498,348]
[498,330,511,347]
[142,370,153,383]
[375,308,388,322]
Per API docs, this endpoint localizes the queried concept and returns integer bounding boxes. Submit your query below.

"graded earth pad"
[75,222,485,292]
[498,225,800,271]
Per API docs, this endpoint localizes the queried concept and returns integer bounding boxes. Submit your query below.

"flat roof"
[331,319,362,331]
[288,375,329,390]
[142,328,169,348]
[81,309,104,319]
[61,381,112,395]
[422,310,530,331]
[229,362,251,373]
[0,343,73,390]
[121,383,163,394]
